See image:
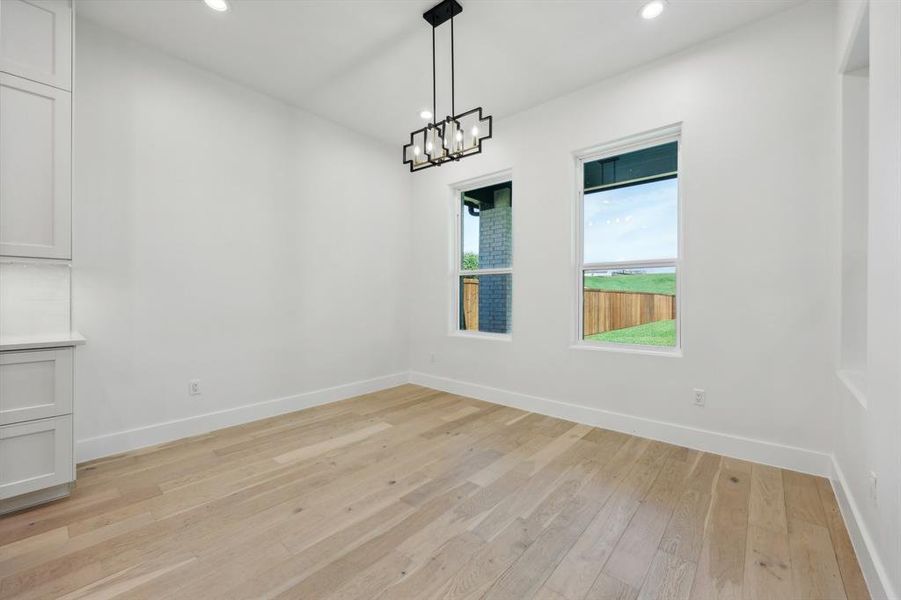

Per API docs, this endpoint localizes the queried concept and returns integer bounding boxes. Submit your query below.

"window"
[455,179,513,336]
[577,133,680,350]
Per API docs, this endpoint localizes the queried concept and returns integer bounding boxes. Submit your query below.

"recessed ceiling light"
[640,0,666,19]
[419,110,433,120]
[204,0,229,12]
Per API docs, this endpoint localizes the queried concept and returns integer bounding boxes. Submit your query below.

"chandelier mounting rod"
[432,25,436,127]
[424,0,462,124]
[451,13,455,118]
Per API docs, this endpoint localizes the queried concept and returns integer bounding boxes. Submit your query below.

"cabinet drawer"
[0,347,72,425]
[0,0,72,90]
[0,414,73,499]
[0,73,72,259]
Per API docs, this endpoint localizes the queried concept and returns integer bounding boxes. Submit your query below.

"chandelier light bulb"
[413,145,420,156]
[426,140,433,152]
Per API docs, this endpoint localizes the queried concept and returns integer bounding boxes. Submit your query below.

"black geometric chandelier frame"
[402,0,493,172]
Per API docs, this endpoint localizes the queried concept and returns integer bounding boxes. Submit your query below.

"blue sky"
[462,207,480,255]
[583,178,678,263]
[461,177,677,263]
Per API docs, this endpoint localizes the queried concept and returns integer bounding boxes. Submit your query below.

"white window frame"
[573,125,683,356]
[450,170,514,340]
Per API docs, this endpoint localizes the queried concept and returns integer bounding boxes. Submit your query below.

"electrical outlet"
[693,388,706,407]
[869,471,878,505]
[189,379,201,396]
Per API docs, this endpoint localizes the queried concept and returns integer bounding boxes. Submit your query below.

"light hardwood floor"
[0,385,869,599]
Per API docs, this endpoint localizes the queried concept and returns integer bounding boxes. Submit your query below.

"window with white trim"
[455,180,512,335]
[578,135,680,349]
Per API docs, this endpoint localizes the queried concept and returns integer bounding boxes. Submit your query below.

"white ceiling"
[76,0,803,143]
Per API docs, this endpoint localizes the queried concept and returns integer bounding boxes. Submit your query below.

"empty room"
[0,0,899,598]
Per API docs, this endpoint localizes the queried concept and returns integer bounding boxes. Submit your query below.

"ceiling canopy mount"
[423,0,462,28]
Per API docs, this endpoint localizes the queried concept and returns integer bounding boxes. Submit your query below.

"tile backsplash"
[0,260,71,338]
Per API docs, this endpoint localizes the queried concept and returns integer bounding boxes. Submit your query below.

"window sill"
[836,369,867,409]
[449,331,512,342]
[570,341,682,358]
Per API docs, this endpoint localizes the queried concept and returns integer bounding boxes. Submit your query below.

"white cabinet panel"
[0,348,72,425]
[0,0,71,90]
[0,414,72,499]
[0,74,71,259]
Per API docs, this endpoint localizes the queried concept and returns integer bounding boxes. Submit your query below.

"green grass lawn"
[586,319,676,347]
[583,272,675,295]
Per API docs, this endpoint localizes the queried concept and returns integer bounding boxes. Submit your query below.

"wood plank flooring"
[0,384,869,599]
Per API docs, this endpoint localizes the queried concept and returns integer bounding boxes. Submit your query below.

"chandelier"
[402,0,493,172]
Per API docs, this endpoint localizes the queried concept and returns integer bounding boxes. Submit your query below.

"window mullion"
[460,268,512,276]
[582,258,676,271]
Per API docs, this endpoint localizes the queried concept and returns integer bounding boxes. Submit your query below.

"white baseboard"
[409,371,833,477]
[76,372,409,463]
[831,458,896,600]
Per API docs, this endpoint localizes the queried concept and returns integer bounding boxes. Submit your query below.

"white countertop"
[0,332,86,352]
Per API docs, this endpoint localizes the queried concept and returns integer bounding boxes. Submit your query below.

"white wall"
[72,20,411,458]
[409,2,839,470]
[833,1,901,597]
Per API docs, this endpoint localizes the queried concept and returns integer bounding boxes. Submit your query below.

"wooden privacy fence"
[461,278,479,330]
[462,280,674,336]
[583,289,675,336]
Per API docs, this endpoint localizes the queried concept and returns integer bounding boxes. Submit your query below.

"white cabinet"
[0,0,76,514]
[0,415,73,500]
[0,0,72,90]
[0,347,75,506]
[0,348,73,425]
[0,73,71,259]
[0,0,72,260]
[0,343,80,511]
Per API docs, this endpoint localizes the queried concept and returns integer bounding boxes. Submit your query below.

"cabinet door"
[0,348,73,425]
[0,414,73,499]
[0,74,71,259]
[0,0,71,90]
